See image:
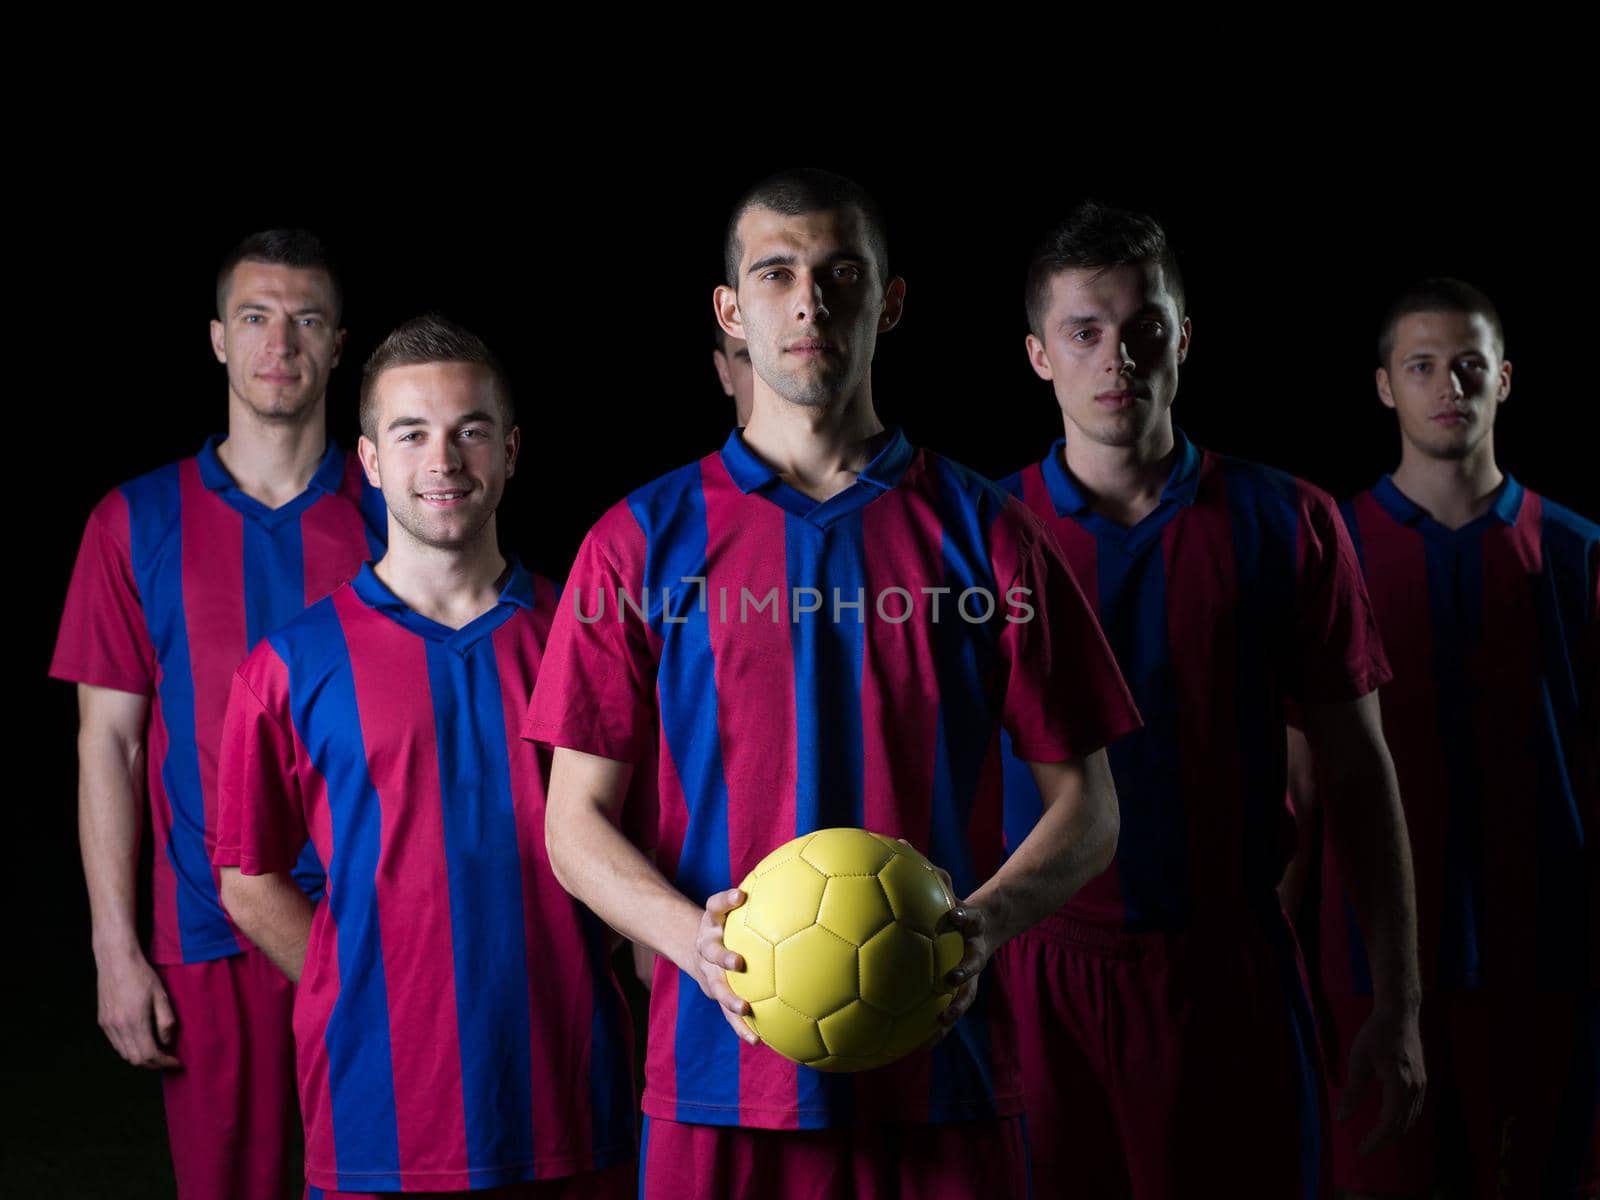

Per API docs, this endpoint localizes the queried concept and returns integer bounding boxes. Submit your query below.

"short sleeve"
[1288,488,1392,705]
[996,508,1142,763]
[523,512,659,764]
[214,651,308,876]
[49,490,156,696]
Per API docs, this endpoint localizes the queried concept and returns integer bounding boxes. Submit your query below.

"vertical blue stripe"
[241,514,327,903]
[1424,535,1487,988]
[1223,465,1298,903]
[425,641,536,1178]
[272,611,402,1187]
[580,908,635,1165]
[123,468,225,961]
[925,461,1006,1121]
[638,1114,651,1197]
[785,511,866,1124]
[625,466,741,1123]
[1091,530,1187,928]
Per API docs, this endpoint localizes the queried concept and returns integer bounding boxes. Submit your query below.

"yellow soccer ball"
[721,827,965,1072]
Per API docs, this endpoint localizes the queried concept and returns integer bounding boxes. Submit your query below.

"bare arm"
[1301,690,1425,1152]
[77,682,179,1069]
[937,749,1118,1030]
[1277,724,1317,922]
[545,747,756,1043]
[218,868,313,983]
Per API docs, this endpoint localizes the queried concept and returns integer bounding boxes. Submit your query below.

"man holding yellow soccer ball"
[526,169,1142,1197]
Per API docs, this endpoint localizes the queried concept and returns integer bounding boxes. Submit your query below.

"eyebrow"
[384,410,499,433]
[746,249,870,277]
[233,301,330,317]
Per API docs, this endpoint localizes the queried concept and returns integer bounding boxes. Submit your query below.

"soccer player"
[527,168,1142,1199]
[1307,280,1598,1199]
[50,229,384,1199]
[995,202,1426,1198]
[213,316,637,1198]
[712,327,756,427]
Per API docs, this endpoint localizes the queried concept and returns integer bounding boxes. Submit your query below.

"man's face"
[1377,311,1511,462]
[357,362,519,552]
[713,335,755,426]
[715,205,903,410]
[1025,262,1189,449]
[210,261,344,422]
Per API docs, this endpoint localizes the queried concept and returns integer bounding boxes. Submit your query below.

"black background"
[16,131,1598,1192]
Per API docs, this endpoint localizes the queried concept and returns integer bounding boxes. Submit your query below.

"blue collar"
[1040,427,1203,519]
[350,559,534,649]
[718,427,917,527]
[1371,474,1524,532]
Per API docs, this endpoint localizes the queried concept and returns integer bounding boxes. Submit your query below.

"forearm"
[1318,725,1420,1011]
[968,749,1118,947]
[78,722,146,961]
[219,869,313,982]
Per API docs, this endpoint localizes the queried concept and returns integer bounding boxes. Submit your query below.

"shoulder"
[1529,489,1600,546]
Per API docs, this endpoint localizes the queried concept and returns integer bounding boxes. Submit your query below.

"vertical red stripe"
[302,490,374,607]
[854,481,949,1122]
[1334,494,1446,987]
[700,459,799,1127]
[491,609,598,1165]
[1474,494,1544,985]
[335,589,468,1184]
[179,463,248,949]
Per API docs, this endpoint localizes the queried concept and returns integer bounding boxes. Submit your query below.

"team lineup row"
[51,169,1597,1200]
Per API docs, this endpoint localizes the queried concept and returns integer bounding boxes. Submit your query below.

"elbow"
[1091,797,1120,877]
[217,870,249,926]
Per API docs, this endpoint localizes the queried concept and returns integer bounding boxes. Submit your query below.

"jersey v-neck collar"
[350,559,533,653]
[1042,427,1203,553]
[1371,474,1524,540]
[197,434,347,529]
[718,427,917,529]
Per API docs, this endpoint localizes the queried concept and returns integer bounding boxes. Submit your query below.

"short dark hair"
[1377,277,1505,368]
[1024,202,1184,336]
[723,168,890,288]
[359,314,515,441]
[216,228,343,322]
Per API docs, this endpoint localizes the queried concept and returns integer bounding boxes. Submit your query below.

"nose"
[427,435,463,475]
[1106,339,1135,375]
[266,315,299,357]
[1446,366,1468,398]
[794,271,831,323]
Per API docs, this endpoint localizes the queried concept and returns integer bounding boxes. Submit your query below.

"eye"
[299,317,321,328]
[459,427,487,440]
[242,314,263,324]
[1137,320,1164,336]
[760,269,791,282]
[832,265,862,281]
[397,431,421,442]
[1409,362,1431,373]
[1071,329,1097,344]
[1460,359,1486,372]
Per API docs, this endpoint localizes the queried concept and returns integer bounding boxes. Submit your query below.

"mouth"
[418,488,473,507]
[258,372,299,385]
[1094,390,1141,410]
[1431,410,1472,426]
[785,339,838,359]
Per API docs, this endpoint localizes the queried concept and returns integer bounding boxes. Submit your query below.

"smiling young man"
[50,230,384,1199]
[212,316,636,1198]
[994,202,1425,1198]
[526,169,1140,1198]
[1306,280,1599,1199]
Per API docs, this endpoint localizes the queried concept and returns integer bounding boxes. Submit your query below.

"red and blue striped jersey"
[524,428,1140,1131]
[50,436,385,964]
[213,562,636,1192]
[1320,476,1599,995]
[998,432,1390,930]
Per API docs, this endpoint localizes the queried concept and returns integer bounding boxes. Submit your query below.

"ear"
[878,276,907,333]
[1176,317,1193,365]
[504,425,522,480]
[1025,333,1053,382]
[1496,358,1513,405]
[1376,366,1397,411]
[210,319,227,364]
[332,327,348,370]
[357,434,382,487]
[714,285,743,341]
[712,349,735,397]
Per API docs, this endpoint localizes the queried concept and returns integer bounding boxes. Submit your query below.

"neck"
[373,520,508,630]
[217,395,329,508]
[741,384,887,502]
[1059,415,1178,526]
[1390,437,1503,531]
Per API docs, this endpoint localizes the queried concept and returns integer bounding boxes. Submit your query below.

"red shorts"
[156,945,298,1200]
[1324,989,1599,1198]
[1001,908,1328,1199]
[637,1114,1028,1199]
[306,1162,636,1199]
